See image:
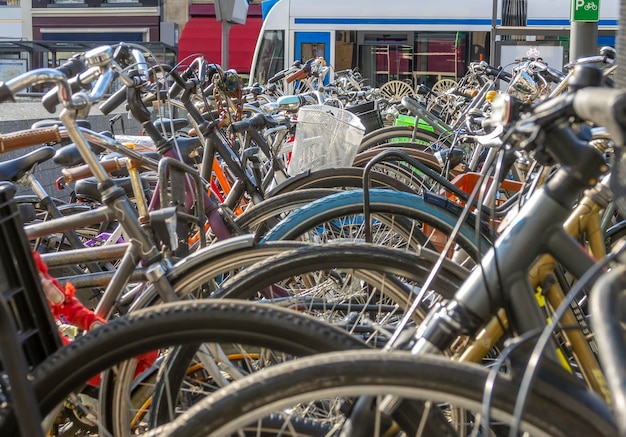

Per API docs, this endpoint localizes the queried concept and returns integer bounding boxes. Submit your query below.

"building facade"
[0,0,262,78]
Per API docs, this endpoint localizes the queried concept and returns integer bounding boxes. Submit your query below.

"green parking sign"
[572,0,600,22]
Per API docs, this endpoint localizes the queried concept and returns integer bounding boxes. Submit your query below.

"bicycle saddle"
[154,118,189,136]
[0,146,55,182]
[31,119,92,131]
[53,135,110,167]
[74,176,150,203]
[170,136,203,165]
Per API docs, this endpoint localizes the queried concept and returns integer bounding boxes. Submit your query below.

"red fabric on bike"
[33,251,105,331]
[33,251,158,387]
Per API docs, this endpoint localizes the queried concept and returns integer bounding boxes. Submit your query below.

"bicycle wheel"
[266,166,416,197]
[144,350,617,437]
[352,146,462,194]
[262,188,492,266]
[0,300,369,437]
[233,189,341,238]
[379,80,415,102]
[114,242,469,435]
[127,236,310,310]
[104,240,467,435]
[213,242,468,316]
[358,125,447,152]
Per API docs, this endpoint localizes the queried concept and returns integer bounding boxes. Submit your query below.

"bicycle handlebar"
[0,69,73,105]
[99,45,152,114]
[41,56,89,113]
[99,84,128,115]
[471,61,512,82]
[268,71,287,84]
[517,83,626,150]
[229,113,281,134]
[285,68,309,84]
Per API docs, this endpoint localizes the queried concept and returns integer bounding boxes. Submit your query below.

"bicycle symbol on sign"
[584,1,598,10]
[526,47,541,58]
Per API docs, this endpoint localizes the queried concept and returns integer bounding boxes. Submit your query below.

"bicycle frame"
[1,49,183,319]
[458,174,613,397]
[359,138,611,398]
[409,99,612,398]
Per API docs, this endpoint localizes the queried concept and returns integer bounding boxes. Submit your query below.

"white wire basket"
[287,105,365,176]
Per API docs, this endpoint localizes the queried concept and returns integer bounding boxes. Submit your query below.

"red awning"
[177,16,262,73]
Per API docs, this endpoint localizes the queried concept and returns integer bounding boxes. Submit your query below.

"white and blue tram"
[250,0,619,86]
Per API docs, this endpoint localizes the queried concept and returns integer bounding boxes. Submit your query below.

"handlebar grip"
[486,66,512,82]
[0,126,61,153]
[168,69,189,99]
[543,67,566,84]
[62,158,123,184]
[99,85,128,115]
[229,119,252,134]
[56,56,87,81]
[285,69,308,84]
[451,88,478,98]
[268,71,287,84]
[42,83,76,114]
[573,88,626,146]
[230,113,280,134]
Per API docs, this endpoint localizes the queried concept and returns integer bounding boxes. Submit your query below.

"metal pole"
[221,21,232,69]
[570,21,599,61]
[490,0,498,64]
[617,0,626,89]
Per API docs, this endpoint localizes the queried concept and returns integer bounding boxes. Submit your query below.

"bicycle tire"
[266,166,416,197]
[127,236,309,310]
[262,188,492,264]
[235,188,430,249]
[145,350,617,437]
[353,146,461,178]
[233,189,341,238]
[352,146,461,195]
[123,242,469,435]
[359,125,447,152]
[215,241,467,302]
[0,300,369,437]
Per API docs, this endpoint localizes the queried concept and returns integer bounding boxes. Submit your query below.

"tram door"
[295,32,330,84]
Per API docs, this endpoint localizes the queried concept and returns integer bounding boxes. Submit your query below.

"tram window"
[414,32,467,87]
[300,43,326,60]
[470,31,489,62]
[335,30,356,71]
[253,30,284,84]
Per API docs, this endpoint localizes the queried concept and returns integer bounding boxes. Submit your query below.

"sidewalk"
[0,100,144,201]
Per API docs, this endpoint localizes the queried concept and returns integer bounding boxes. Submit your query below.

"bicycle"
[130,66,626,437]
[0,179,374,436]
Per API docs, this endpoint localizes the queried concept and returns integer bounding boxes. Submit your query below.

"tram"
[250,0,619,86]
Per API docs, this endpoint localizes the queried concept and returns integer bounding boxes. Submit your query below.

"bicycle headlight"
[489,94,524,127]
[490,93,512,125]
